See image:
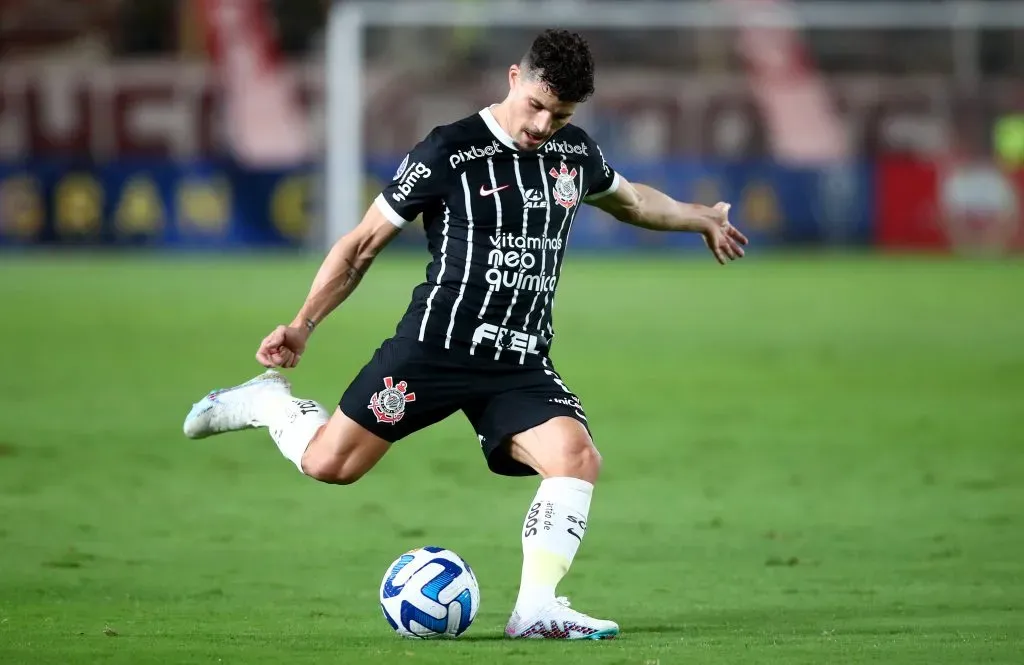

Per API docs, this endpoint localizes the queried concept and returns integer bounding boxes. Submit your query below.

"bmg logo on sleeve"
[391,162,432,202]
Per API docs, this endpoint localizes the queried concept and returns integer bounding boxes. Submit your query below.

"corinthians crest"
[548,161,579,209]
[368,376,416,424]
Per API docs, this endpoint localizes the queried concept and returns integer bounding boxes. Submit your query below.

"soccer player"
[184,29,747,640]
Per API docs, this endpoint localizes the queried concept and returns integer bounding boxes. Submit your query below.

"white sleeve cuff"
[583,171,620,202]
[374,193,410,228]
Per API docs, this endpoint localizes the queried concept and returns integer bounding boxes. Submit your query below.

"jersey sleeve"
[582,138,620,203]
[374,129,449,228]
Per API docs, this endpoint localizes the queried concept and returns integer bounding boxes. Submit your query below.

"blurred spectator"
[0,0,120,62]
[0,0,1021,161]
[269,0,328,55]
[110,0,178,56]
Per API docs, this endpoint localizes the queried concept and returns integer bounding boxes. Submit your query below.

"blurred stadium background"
[1,2,1022,663]
[1,0,1024,252]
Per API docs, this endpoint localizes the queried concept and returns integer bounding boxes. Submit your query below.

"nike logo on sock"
[480,184,509,197]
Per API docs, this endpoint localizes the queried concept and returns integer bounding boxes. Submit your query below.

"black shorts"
[338,336,590,476]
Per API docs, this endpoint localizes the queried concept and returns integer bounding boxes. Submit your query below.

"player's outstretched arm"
[255,205,401,368]
[292,204,401,331]
[589,175,748,265]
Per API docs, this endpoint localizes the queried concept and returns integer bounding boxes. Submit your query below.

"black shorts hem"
[336,399,406,445]
[335,335,591,478]
[480,411,592,477]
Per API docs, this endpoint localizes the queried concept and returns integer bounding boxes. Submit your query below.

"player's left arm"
[588,174,747,264]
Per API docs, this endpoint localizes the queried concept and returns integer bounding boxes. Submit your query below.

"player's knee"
[575,441,603,478]
[300,443,367,485]
[301,454,366,485]
[298,452,331,482]
[550,438,602,482]
[298,413,389,485]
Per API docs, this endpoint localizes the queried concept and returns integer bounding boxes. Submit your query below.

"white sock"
[254,391,329,473]
[515,477,594,612]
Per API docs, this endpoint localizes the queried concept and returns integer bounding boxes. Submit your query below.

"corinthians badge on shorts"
[368,376,416,424]
[549,161,579,209]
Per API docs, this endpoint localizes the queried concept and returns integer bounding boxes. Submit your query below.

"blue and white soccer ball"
[379,546,480,638]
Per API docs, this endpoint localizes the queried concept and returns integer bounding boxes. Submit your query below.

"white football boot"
[505,597,619,640]
[183,370,292,439]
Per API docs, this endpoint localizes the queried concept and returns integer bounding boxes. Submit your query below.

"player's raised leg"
[297,409,391,484]
[183,370,389,484]
[503,416,619,640]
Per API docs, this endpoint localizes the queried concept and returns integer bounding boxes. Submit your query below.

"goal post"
[322,0,1024,252]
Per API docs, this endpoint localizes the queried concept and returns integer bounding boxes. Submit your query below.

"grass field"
[0,251,1022,664]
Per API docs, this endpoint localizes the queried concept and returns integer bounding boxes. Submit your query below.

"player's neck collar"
[479,105,519,151]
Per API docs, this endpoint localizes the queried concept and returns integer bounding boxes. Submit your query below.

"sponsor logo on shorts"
[548,396,587,421]
[368,376,416,424]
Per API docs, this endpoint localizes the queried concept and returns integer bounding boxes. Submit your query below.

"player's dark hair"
[521,29,595,103]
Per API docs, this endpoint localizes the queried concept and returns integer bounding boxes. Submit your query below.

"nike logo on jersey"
[479,184,509,197]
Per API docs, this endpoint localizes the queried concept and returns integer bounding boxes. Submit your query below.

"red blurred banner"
[721,0,848,164]
[197,0,310,165]
[876,157,1024,253]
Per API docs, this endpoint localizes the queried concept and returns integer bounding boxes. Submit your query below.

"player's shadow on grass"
[623,624,687,636]
[444,621,690,641]
[448,634,513,642]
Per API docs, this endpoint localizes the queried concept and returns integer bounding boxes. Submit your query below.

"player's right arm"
[255,204,400,368]
[256,130,449,369]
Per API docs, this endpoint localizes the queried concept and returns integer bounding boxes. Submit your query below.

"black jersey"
[374,106,620,365]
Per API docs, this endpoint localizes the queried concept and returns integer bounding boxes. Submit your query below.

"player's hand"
[255,325,309,369]
[702,202,748,265]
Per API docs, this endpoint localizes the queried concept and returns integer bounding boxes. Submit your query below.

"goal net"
[320,1,1024,254]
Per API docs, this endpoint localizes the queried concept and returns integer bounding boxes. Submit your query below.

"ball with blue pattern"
[379,546,480,638]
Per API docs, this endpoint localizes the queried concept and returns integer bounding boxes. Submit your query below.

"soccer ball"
[379,546,480,638]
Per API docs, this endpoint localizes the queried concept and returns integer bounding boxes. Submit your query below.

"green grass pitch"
[0,251,1022,664]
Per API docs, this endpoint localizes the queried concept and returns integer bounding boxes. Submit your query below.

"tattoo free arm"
[588,174,725,232]
[588,174,748,264]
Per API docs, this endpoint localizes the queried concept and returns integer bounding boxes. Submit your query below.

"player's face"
[508,65,577,150]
